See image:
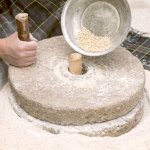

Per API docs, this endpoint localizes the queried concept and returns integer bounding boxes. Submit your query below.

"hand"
[1,32,37,67]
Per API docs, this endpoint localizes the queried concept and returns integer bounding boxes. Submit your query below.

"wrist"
[0,38,6,58]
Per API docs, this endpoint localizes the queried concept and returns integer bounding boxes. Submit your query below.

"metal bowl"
[61,0,131,56]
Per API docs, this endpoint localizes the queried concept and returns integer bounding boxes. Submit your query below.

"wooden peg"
[68,53,82,75]
[15,13,30,41]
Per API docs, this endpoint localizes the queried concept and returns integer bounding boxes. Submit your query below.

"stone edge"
[9,88,147,137]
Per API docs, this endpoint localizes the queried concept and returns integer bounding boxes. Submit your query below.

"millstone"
[8,36,145,136]
[9,91,145,137]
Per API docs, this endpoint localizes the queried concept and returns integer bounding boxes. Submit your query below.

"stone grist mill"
[8,0,148,137]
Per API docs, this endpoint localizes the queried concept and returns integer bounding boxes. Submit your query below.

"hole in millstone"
[82,63,88,75]
[68,63,88,75]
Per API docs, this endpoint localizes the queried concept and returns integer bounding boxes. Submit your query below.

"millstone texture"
[9,91,145,137]
[9,36,145,126]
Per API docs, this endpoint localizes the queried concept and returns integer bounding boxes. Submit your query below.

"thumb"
[30,34,38,42]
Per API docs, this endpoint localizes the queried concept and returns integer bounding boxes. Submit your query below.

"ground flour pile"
[0,71,150,150]
[77,27,112,52]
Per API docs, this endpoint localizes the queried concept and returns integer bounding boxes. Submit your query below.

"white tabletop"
[128,0,150,35]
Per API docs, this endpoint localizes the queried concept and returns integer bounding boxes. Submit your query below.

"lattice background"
[0,0,66,40]
[122,32,150,70]
[0,0,150,70]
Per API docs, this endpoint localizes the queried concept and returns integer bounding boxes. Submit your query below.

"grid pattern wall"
[0,0,150,70]
[122,32,150,70]
[0,0,66,40]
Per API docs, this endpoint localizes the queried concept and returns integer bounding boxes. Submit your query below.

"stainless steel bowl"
[61,0,131,56]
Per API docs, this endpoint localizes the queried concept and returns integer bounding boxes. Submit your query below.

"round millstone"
[9,36,145,126]
[9,90,146,137]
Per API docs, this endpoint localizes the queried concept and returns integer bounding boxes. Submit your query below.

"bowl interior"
[61,0,131,56]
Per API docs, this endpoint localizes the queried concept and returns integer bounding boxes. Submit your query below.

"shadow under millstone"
[0,60,8,90]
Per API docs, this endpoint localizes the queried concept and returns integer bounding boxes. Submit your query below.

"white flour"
[0,70,150,150]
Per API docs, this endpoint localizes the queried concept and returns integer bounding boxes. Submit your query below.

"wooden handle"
[68,53,82,75]
[15,13,30,41]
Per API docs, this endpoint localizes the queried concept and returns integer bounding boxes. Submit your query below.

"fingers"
[16,57,36,67]
[3,32,38,67]
[24,56,37,63]
[21,57,36,67]
[24,61,36,67]
[4,56,36,67]
[20,41,37,51]
[25,50,37,57]
[18,33,38,51]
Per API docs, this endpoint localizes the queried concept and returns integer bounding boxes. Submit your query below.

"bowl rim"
[61,0,131,56]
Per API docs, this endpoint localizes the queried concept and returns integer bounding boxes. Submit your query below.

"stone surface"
[0,71,149,149]
[9,36,145,126]
[9,90,145,137]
